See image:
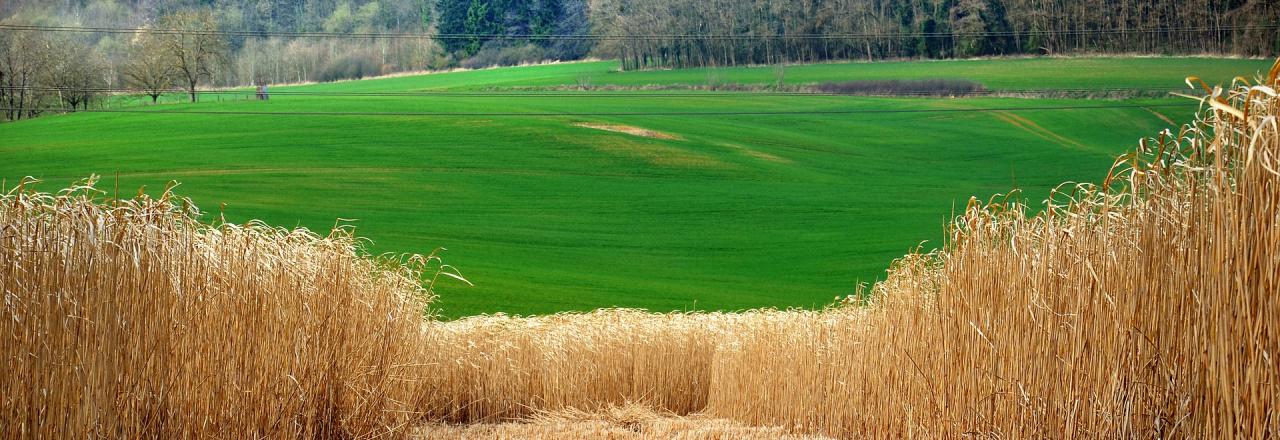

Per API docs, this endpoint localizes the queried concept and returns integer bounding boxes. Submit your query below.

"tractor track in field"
[993,111,1090,150]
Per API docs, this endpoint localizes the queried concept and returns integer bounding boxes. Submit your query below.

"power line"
[2,85,1185,98]
[1,103,1198,118]
[1,23,1276,41]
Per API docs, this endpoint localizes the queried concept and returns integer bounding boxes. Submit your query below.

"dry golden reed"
[4,59,1279,439]
[0,180,444,438]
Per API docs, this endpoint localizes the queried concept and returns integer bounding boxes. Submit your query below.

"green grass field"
[1,56,1270,317]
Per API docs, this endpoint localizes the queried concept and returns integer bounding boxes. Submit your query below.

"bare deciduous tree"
[0,28,52,121]
[157,10,227,103]
[123,33,176,104]
[44,38,108,111]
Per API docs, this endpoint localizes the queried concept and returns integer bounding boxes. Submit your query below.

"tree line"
[590,0,1280,70]
[1,29,108,121]
[2,10,226,121]
[5,0,1275,75]
[0,0,582,90]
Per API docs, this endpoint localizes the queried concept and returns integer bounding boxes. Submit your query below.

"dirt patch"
[719,143,791,164]
[589,137,725,169]
[1142,107,1179,127]
[574,123,683,140]
[556,130,725,169]
[993,111,1089,150]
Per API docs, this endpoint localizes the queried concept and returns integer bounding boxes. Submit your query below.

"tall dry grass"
[0,180,446,438]
[3,60,1278,438]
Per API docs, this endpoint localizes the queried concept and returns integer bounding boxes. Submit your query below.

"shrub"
[813,78,986,96]
[317,51,384,82]
[460,43,548,69]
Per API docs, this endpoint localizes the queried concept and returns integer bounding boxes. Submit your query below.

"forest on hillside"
[2,0,1278,118]
[593,0,1279,69]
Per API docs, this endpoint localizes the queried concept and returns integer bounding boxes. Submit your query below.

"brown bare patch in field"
[571,134,725,169]
[454,119,496,127]
[718,143,791,164]
[993,111,1089,149]
[623,142,723,168]
[1143,106,1179,126]
[574,122,683,140]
